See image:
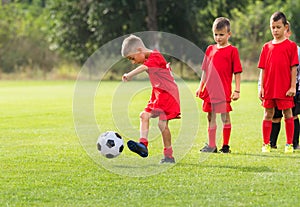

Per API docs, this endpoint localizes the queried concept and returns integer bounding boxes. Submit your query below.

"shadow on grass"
[175,161,273,173]
[200,164,272,172]
[231,152,300,159]
[97,151,300,176]
[112,163,167,169]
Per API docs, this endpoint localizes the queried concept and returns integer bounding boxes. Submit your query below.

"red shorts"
[262,99,294,110]
[145,108,181,120]
[202,101,232,113]
[145,89,181,121]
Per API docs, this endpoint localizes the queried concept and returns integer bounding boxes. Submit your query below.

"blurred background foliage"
[0,0,299,80]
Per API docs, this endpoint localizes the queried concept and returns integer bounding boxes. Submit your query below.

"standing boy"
[258,21,300,150]
[258,11,299,153]
[121,34,181,163]
[196,17,242,153]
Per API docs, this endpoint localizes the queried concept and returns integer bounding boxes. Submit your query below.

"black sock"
[270,122,280,147]
[293,119,299,147]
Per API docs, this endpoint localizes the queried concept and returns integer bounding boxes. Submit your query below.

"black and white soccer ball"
[97,131,124,158]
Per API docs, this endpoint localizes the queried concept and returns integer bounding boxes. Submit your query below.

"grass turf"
[1,80,300,206]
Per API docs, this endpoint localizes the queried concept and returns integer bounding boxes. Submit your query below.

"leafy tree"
[47,0,251,66]
[0,1,57,74]
[284,0,300,43]
[47,0,148,64]
[195,0,251,49]
[230,0,300,63]
[3,0,297,80]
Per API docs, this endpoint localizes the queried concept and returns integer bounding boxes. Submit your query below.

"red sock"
[139,138,148,147]
[285,117,294,145]
[164,146,173,158]
[262,120,272,145]
[208,126,217,148]
[223,124,231,146]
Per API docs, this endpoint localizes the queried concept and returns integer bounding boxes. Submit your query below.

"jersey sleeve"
[291,42,299,67]
[201,46,212,72]
[143,52,166,72]
[258,45,266,69]
[232,47,243,73]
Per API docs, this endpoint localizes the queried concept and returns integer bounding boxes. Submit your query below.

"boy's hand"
[286,87,296,97]
[259,88,264,101]
[195,88,201,97]
[122,73,130,82]
[231,91,240,101]
[195,82,204,97]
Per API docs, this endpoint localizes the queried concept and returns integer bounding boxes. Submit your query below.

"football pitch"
[1,80,300,206]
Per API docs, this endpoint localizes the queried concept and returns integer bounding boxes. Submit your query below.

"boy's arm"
[231,72,241,101]
[286,65,297,96]
[122,65,148,82]
[196,71,206,97]
[258,70,262,92]
[258,69,264,100]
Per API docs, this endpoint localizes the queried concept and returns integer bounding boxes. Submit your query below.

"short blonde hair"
[212,17,231,32]
[121,34,146,57]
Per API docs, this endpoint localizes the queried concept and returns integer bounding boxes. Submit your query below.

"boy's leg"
[270,108,282,148]
[200,112,217,153]
[221,112,231,146]
[127,111,151,157]
[262,107,274,152]
[220,112,231,153]
[283,108,294,145]
[293,92,300,149]
[158,120,175,163]
[158,120,171,149]
[139,111,152,146]
[293,117,299,148]
[270,119,281,148]
[208,112,217,148]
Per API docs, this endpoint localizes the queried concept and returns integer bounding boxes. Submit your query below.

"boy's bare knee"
[264,113,273,120]
[140,111,151,120]
[264,108,274,120]
[221,113,230,124]
[283,109,293,119]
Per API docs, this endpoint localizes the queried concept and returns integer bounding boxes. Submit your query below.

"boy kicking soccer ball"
[121,34,181,163]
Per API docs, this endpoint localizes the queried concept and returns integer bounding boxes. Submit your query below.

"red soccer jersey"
[200,44,242,103]
[143,50,181,120]
[258,39,299,100]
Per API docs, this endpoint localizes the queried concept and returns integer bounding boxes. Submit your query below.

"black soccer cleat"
[219,145,231,153]
[127,140,148,158]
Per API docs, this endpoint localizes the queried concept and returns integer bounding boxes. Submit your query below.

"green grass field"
[1,80,300,207]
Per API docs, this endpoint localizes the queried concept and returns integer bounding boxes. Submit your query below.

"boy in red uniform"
[196,17,242,153]
[258,21,300,150]
[258,11,299,153]
[121,34,181,163]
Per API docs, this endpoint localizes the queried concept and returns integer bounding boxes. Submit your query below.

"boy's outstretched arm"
[231,72,241,101]
[122,65,148,82]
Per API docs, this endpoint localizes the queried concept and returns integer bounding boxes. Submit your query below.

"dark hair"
[271,11,288,25]
[212,17,231,32]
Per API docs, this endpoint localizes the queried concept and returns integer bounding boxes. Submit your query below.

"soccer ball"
[96,131,124,158]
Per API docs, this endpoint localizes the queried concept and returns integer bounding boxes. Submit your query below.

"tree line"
[0,0,299,80]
